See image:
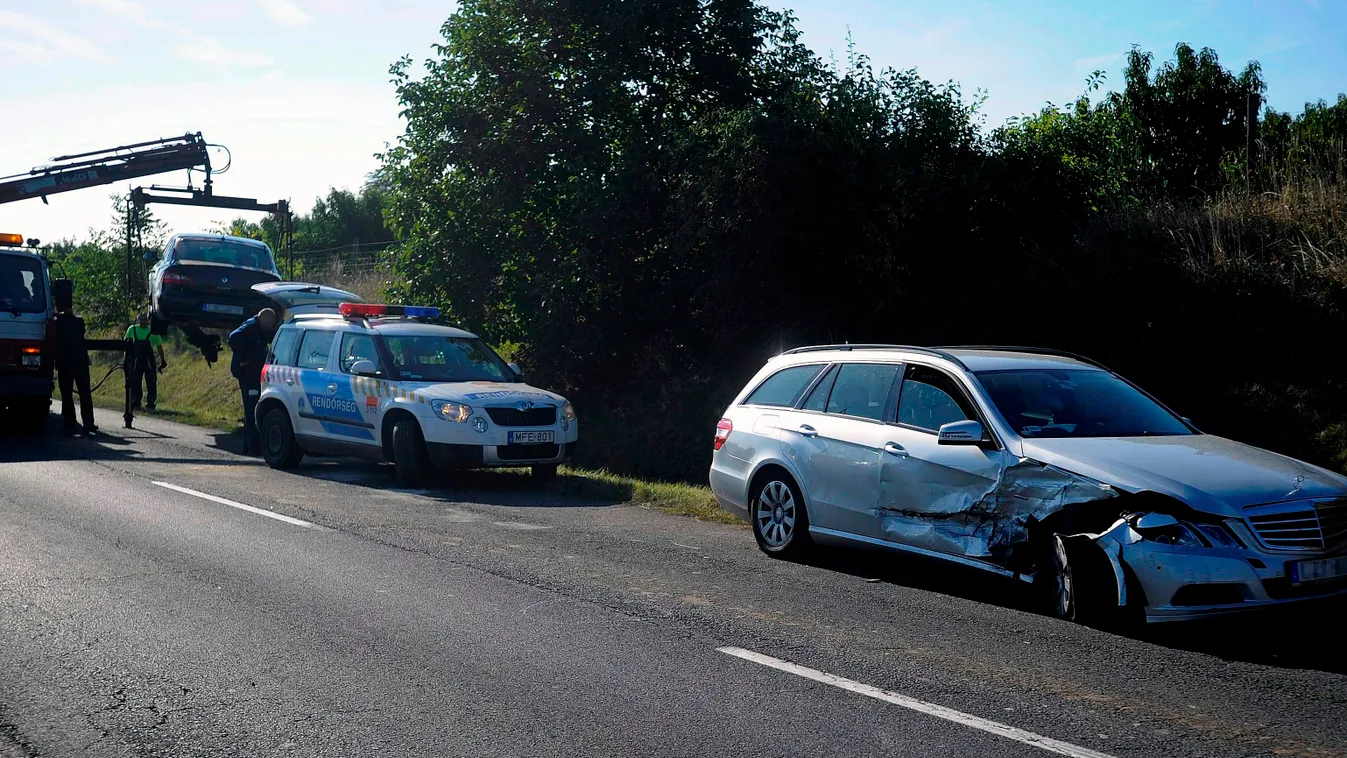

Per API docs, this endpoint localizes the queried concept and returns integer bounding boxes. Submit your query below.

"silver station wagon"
[710,345,1347,624]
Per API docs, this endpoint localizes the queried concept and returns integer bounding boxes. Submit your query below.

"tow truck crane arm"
[0,133,211,206]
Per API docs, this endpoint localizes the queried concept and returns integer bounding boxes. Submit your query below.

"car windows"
[0,254,46,314]
[897,365,974,431]
[825,364,900,421]
[801,364,839,412]
[297,330,334,370]
[173,237,277,273]
[268,328,301,366]
[340,333,379,373]
[744,364,825,407]
[975,368,1193,438]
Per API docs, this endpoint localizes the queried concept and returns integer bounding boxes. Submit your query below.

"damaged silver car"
[709,345,1347,624]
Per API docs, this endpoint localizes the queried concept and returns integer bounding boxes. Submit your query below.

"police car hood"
[411,381,566,407]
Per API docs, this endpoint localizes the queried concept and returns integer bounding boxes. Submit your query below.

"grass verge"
[90,343,736,525]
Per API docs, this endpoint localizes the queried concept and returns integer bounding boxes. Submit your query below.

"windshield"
[0,253,47,315]
[976,369,1193,438]
[381,335,512,382]
[174,238,277,272]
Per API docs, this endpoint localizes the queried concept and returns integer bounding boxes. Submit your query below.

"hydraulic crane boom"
[0,133,211,206]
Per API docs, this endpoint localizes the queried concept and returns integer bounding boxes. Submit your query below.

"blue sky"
[1,0,1343,243]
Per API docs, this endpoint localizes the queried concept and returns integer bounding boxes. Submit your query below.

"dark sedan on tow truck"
[148,233,282,330]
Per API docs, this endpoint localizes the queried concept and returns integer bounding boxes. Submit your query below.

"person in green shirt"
[125,312,168,411]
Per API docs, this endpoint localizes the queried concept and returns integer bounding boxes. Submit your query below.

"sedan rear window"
[174,238,277,272]
[976,369,1193,438]
[744,364,824,407]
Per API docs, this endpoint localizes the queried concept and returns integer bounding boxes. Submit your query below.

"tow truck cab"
[0,233,53,430]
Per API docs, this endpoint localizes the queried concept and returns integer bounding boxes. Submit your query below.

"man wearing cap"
[228,307,279,456]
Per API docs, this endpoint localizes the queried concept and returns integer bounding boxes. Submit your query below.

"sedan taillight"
[714,418,733,451]
[161,271,194,285]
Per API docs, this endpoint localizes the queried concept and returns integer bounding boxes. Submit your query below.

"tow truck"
[0,232,55,431]
[0,134,341,431]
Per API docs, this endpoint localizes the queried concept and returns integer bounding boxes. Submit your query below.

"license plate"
[203,303,245,315]
[1289,556,1347,585]
[508,431,554,444]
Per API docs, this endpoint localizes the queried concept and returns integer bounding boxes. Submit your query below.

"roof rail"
[780,344,968,370]
[933,345,1111,371]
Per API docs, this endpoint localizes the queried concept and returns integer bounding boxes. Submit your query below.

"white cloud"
[76,0,151,25]
[1073,52,1124,73]
[0,9,114,64]
[174,36,273,67]
[254,0,313,27]
[0,38,55,65]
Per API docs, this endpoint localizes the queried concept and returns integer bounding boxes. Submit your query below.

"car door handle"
[797,424,818,438]
[284,374,295,385]
[884,442,909,457]
[327,383,338,393]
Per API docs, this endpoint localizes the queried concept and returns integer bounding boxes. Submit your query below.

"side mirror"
[508,362,524,382]
[937,419,989,446]
[349,359,379,377]
[142,249,159,263]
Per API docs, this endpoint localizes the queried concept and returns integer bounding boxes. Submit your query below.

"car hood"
[1021,435,1347,518]
[404,381,566,407]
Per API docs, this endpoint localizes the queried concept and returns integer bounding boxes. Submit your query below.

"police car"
[256,303,577,484]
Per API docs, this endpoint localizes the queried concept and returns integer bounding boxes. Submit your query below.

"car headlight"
[431,400,472,423]
[1192,522,1244,549]
[562,400,576,423]
[1134,514,1242,549]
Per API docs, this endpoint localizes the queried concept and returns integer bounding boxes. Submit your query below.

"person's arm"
[227,319,254,351]
[157,343,167,369]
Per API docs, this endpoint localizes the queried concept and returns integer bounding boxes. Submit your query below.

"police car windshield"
[0,253,47,314]
[382,335,512,382]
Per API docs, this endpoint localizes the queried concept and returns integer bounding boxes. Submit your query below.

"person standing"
[52,281,95,434]
[125,312,167,411]
[228,307,279,456]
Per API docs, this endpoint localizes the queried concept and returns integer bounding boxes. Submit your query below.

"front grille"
[1247,498,1347,551]
[486,406,556,427]
[497,443,560,461]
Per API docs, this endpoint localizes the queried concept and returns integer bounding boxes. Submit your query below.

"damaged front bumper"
[1082,515,1347,622]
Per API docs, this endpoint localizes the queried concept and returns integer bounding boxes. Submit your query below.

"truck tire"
[391,417,430,488]
[260,407,304,469]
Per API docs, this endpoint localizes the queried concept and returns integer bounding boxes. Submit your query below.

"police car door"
[292,329,339,441]
[296,328,377,447]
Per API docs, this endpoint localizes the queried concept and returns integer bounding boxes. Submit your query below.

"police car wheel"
[261,407,303,469]
[391,417,430,487]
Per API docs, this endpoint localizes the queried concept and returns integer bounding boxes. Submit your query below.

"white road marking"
[151,482,316,528]
[717,647,1118,758]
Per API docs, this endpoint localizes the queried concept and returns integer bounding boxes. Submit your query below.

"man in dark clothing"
[228,307,279,455]
[52,281,95,434]
[125,311,167,411]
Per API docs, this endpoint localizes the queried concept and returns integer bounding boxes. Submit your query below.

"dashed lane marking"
[717,646,1118,758]
[151,482,317,529]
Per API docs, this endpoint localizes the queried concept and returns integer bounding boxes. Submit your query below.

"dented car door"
[876,364,1009,557]
[778,363,902,538]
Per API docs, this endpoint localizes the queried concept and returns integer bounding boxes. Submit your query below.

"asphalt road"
[2,413,1346,757]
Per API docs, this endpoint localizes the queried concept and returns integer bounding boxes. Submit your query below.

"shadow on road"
[796,543,1347,676]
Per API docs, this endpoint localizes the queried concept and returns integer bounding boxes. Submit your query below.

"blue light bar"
[404,306,440,318]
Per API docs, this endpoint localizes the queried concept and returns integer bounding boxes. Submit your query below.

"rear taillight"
[162,271,194,285]
[21,345,41,368]
[714,418,733,451]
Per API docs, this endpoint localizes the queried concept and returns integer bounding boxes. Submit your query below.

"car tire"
[751,474,812,559]
[391,417,430,487]
[1050,535,1141,629]
[531,464,558,482]
[261,407,303,470]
